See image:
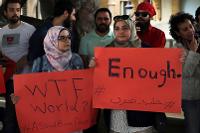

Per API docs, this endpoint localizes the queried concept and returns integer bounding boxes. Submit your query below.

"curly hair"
[169,12,195,41]
[195,6,200,22]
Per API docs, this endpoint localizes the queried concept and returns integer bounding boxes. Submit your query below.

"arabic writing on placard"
[110,97,176,110]
[93,48,182,113]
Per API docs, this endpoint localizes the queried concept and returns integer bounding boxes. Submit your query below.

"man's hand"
[187,36,199,52]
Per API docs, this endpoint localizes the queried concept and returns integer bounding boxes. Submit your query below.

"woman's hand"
[10,93,20,104]
[88,57,96,68]
[187,36,199,52]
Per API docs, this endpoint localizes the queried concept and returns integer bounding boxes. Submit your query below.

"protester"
[31,26,83,72]
[79,8,114,132]
[0,0,35,132]
[79,8,114,68]
[135,2,166,48]
[0,0,35,74]
[130,2,167,132]
[169,12,200,133]
[28,0,76,64]
[89,15,158,133]
[12,26,84,133]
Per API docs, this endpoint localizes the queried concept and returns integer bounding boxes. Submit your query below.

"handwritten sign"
[93,48,182,113]
[0,67,6,94]
[14,69,97,133]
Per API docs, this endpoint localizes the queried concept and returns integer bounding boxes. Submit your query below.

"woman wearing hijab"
[106,15,140,48]
[32,26,83,72]
[104,15,158,133]
[90,15,156,133]
[33,26,84,133]
[12,26,83,133]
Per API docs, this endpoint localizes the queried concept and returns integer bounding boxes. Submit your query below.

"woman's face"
[57,29,71,52]
[177,19,195,42]
[114,20,131,42]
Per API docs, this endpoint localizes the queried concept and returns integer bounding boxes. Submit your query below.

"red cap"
[136,2,156,17]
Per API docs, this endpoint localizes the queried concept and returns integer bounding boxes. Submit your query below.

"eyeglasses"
[134,12,149,17]
[113,15,130,21]
[57,35,71,42]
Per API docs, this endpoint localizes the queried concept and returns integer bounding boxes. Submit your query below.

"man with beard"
[28,0,76,64]
[135,2,166,48]
[0,0,35,73]
[125,2,166,133]
[0,0,35,132]
[79,8,114,67]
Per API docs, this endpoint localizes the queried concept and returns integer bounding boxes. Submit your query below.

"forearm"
[16,55,28,71]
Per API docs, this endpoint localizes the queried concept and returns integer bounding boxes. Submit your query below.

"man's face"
[63,8,76,28]
[95,11,111,33]
[4,3,21,24]
[69,8,76,22]
[135,10,150,31]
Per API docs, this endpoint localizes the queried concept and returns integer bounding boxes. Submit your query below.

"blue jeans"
[182,100,200,133]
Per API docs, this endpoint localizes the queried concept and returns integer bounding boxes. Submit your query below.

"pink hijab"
[43,26,72,71]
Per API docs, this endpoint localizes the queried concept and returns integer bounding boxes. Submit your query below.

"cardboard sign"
[14,69,97,133]
[0,67,6,94]
[93,48,182,113]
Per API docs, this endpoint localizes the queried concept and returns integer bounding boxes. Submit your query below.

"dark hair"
[94,8,112,20]
[195,6,200,22]
[3,0,21,11]
[54,0,75,17]
[169,12,195,41]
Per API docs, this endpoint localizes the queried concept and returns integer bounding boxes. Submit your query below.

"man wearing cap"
[135,2,166,48]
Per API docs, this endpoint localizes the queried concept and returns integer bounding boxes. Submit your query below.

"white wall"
[181,0,200,16]
[161,0,172,22]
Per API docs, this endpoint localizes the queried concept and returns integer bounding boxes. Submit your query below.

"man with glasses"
[126,2,167,133]
[135,2,166,48]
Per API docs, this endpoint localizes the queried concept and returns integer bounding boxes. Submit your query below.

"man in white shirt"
[0,0,35,133]
[0,0,35,74]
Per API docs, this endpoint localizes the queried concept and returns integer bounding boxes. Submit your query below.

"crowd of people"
[0,0,200,133]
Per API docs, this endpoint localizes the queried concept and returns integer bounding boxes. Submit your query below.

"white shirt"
[0,21,35,62]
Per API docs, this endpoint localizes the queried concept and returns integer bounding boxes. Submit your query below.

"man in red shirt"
[135,2,166,48]
[125,2,167,133]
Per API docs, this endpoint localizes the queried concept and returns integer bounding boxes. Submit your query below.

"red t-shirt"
[137,25,166,48]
